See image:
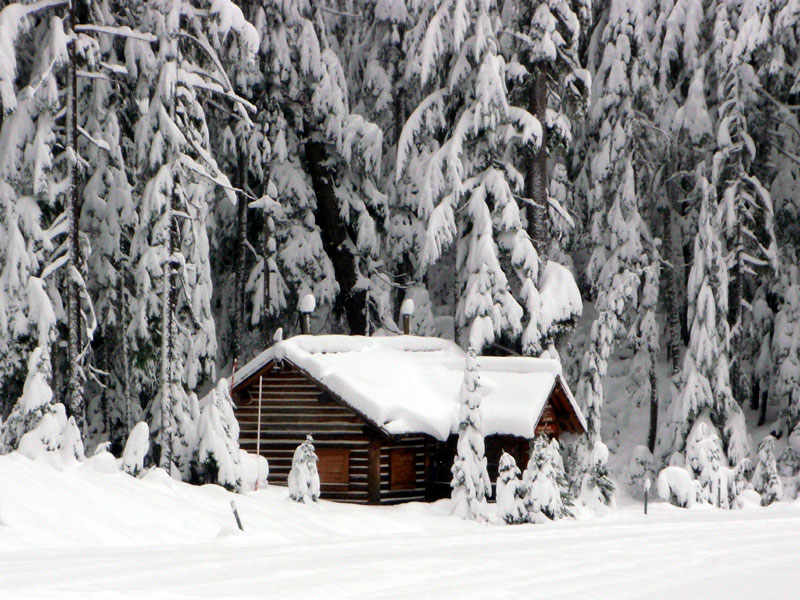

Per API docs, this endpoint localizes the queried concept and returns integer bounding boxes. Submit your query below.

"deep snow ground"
[2,453,800,599]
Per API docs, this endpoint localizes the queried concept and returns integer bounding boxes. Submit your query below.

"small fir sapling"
[686,417,728,506]
[627,445,655,496]
[450,349,492,521]
[496,452,528,525]
[778,447,800,477]
[121,422,150,477]
[0,348,55,453]
[289,435,320,503]
[753,435,783,506]
[549,437,574,510]
[196,379,242,491]
[523,434,570,521]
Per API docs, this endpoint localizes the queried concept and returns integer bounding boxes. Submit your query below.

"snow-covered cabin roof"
[232,335,586,442]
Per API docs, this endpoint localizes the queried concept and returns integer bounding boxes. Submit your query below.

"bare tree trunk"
[647,359,658,453]
[524,68,550,280]
[304,124,367,335]
[661,203,681,375]
[118,274,132,437]
[262,209,273,345]
[233,147,247,360]
[66,0,84,431]
[159,191,177,472]
[730,220,744,404]
[757,379,768,426]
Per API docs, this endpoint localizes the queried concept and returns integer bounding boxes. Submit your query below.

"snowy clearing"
[2,453,799,600]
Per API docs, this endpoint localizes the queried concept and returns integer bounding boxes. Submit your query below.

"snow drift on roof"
[233,335,585,441]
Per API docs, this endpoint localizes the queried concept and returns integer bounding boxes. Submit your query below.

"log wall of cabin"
[235,362,374,504]
[426,399,567,501]
[377,436,430,504]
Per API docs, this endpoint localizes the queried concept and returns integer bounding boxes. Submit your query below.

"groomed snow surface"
[2,453,800,600]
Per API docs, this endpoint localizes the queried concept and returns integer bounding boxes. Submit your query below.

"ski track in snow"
[1,454,800,599]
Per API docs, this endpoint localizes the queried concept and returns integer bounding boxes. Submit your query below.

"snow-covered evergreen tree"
[753,435,782,506]
[711,1,778,406]
[523,434,570,521]
[496,451,528,525]
[121,422,150,477]
[771,263,800,437]
[669,173,751,478]
[451,349,491,521]
[399,0,548,352]
[127,0,255,479]
[197,379,242,491]
[288,434,320,504]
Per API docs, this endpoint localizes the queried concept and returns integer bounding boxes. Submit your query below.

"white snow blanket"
[233,335,585,440]
[2,453,800,599]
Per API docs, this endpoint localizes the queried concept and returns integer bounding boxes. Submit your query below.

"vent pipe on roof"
[299,294,316,335]
[400,298,415,335]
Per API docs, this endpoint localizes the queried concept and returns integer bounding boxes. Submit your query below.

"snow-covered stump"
[450,349,491,522]
[496,452,528,524]
[753,435,782,506]
[289,435,320,503]
[121,422,150,477]
[523,435,570,522]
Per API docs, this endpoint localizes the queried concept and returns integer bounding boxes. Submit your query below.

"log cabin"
[231,334,586,505]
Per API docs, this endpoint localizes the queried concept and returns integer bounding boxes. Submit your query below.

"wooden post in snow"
[644,477,650,515]
[230,500,244,531]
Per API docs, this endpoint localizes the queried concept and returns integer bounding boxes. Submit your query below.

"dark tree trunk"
[729,221,744,404]
[262,208,273,346]
[661,203,681,375]
[524,68,550,280]
[118,275,132,437]
[647,360,658,453]
[66,0,84,431]
[757,380,768,426]
[304,123,367,335]
[232,147,248,360]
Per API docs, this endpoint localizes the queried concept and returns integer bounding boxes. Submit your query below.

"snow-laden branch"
[74,24,157,43]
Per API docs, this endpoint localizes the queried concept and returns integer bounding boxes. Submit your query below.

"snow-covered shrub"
[121,422,150,477]
[17,404,85,469]
[0,348,55,453]
[578,440,615,509]
[685,416,749,508]
[657,466,699,508]
[778,447,800,477]
[197,379,242,491]
[450,350,491,521]
[239,450,269,491]
[496,452,528,525]
[523,435,570,521]
[289,435,320,503]
[627,445,655,496]
[753,436,782,506]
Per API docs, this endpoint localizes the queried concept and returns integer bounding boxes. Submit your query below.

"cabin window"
[316,448,350,486]
[390,448,416,490]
